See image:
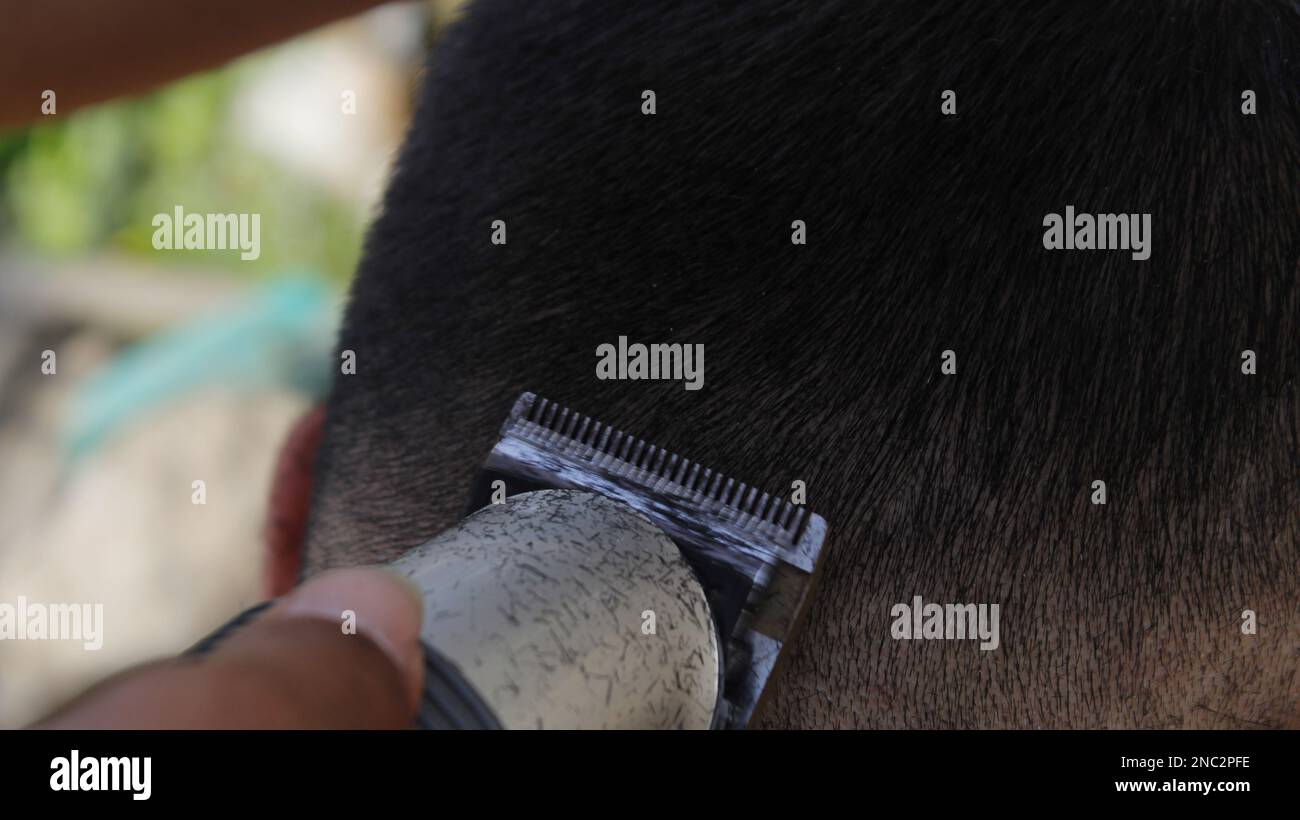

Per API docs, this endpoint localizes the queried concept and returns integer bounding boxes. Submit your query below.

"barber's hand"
[32,569,425,729]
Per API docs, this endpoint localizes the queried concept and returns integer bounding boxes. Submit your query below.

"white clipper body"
[392,489,721,729]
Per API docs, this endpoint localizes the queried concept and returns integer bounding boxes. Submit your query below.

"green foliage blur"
[0,64,363,284]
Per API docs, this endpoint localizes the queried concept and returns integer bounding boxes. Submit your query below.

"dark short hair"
[306,0,1300,727]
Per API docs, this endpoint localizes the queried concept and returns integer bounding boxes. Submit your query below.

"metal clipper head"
[467,392,830,728]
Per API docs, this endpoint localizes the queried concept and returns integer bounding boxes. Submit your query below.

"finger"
[34,567,425,729]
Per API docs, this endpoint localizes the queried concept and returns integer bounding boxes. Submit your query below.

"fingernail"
[277,567,425,708]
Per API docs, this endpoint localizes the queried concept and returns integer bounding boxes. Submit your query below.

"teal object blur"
[63,276,338,460]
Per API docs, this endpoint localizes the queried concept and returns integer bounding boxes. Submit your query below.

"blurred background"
[0,0,457,726]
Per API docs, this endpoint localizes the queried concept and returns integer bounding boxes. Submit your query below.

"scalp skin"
[305,0,1300,728]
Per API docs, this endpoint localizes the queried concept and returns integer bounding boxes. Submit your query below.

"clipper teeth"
[485,391,831,729]
[510,393,807,539]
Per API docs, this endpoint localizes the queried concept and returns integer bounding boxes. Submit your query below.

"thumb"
[33,568,425,729]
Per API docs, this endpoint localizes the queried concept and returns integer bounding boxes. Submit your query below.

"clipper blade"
[467,392,829,728]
